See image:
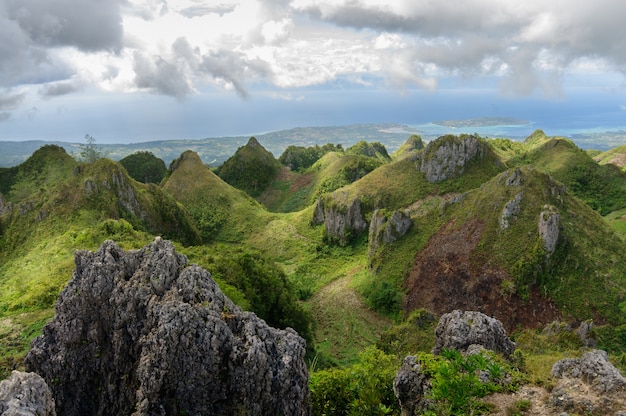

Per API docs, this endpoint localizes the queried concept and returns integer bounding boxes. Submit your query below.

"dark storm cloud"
[0,91,25,111]
[5,0,124,52]
[132,37,272,99]
[199,49,272,98]
[0,90,24,121]
[40,81,82,98]
[179,4,236,18]
[133,50,194,99]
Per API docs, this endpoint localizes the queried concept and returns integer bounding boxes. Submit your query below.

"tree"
[79,134,103,163]
[119,151,167,184]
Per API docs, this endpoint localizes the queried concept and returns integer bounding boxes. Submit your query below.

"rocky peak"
[312,196,368,246]
[420,134,492,183]
[25,238,310,416]
[247,136,261,148]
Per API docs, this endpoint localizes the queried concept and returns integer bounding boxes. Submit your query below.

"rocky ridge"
[24,238,310,416]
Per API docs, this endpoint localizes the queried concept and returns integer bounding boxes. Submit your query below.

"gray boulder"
[393,356,432,416]
[368,209,412,260]
[432,310,516,358]
[25,238,310,416]
[499,192,523,230]
[551,349,626,394]
[0,371,56,416]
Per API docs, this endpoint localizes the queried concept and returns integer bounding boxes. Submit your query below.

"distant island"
[434,117,530,128]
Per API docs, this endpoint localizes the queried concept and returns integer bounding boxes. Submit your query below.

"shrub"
[119,151,167,184]
[309,347,400,416]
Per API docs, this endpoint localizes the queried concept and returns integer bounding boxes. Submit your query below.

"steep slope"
[313,134,505,245]
[217,136,282,197]
[162,150,271,242]
[400,167,626,331]
[594,145,626,171]
[0,148,199,316]
[495,130,626,215]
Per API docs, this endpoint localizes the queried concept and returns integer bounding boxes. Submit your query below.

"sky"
[1,0,626,143]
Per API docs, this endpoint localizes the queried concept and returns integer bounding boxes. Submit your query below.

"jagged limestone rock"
[395,311,516,415]
[25,238,310,416]
[551,350,626,394]
[368,209,412,260]
[393,356,432,416]
[420,135,488,183]
[499,192,523,230]
[504,167,523,186]
[550,350,626,414]
[539,205,560,254]
[432,310,516,358]
[0,371,56,416]
[312,197,367,246]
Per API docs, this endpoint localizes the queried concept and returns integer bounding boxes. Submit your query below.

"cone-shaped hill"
[0,147,199,314]
[493,130,626,215]
[162,150,270,242]
[216,137,282,197]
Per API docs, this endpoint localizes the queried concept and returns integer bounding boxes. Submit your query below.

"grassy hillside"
[594,145,626,171]
[493,130,626,215]
[163,150,271,242]
[216,137,282,197]
[2,133,626,413]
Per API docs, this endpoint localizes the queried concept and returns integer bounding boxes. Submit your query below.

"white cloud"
[2,0,626,122]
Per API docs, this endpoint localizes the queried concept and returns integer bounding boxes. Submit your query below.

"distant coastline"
[433,117,530,128]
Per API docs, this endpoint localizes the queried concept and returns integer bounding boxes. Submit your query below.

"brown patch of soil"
[290,171,313,192]
[404,218,561,333]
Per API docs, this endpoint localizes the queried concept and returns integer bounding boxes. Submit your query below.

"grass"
[308,268,392,366]
[0,308,55,379]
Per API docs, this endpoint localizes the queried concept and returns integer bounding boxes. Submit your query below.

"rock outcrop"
[550,350,626,414]
[551,350,626,393]
[432,310,516,358]
[394,311,517,415]
[420,134,491,183]
[25,238,310,416]
[312,196,367,246]
[393,356,432,416]
[538,205,560,254]
[368,209,412,260]
[499,192,523,230]
[0,371,56,416]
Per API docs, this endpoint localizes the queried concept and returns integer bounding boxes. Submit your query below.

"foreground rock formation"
[0,371,56,416]
[24,238,310,416]
[550,350,626,414]
[394,310,517,415]
[432,310,516,358]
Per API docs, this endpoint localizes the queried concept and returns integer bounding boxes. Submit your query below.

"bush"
[310,347,400,416]
[119,151,167,184]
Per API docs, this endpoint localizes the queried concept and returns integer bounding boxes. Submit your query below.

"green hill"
[3,132,626,411]
[162,150,271,243]
[216,137,282,197]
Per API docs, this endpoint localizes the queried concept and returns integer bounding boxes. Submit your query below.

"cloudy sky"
[1,0,625,143]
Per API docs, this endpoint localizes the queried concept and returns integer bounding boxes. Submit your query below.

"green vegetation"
[78,134,104,163]
[217,137,282,197]
[119,151,167,184]
[3,130,626,414]
[310,346,400,415]
[279,143,343,172]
